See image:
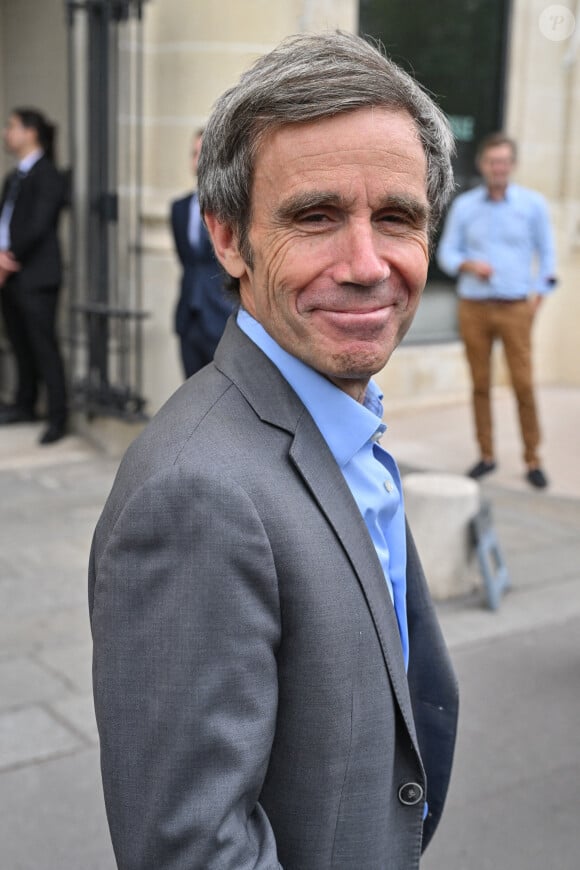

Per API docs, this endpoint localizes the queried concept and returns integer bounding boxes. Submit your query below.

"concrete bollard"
[403,472,480,600]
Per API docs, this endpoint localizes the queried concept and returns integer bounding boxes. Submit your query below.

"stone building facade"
[0,0,578,446]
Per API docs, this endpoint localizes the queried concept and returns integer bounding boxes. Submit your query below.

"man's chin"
[323,347,393,382]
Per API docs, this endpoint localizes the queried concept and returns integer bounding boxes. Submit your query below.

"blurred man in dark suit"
[0,107,67,444]
[170,129,233,378]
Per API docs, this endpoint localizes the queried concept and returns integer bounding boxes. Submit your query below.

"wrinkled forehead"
[251,107,427,183]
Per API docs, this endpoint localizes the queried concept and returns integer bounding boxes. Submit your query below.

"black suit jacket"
[0,155,64,291]
[170,192,233,342]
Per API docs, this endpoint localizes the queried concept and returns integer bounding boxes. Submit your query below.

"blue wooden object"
[470,500,511,611]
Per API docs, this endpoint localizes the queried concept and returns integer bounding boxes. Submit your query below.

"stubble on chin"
[325,345,393,382]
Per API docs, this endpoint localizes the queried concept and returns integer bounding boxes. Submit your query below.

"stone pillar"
[403,472,480,600]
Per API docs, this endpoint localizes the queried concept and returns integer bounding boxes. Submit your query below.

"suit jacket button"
[398,782,424,806]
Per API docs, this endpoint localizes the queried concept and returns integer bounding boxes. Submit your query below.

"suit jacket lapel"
[289,415,418,747]
[214,318,419,749]
[177,195,192,254]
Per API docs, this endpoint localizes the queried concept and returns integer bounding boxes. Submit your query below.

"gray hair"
[198,30,455,290]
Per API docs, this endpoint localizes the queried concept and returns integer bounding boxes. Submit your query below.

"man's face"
[477,143,515,191]
[236,107,430,397]
[3,115,33,158]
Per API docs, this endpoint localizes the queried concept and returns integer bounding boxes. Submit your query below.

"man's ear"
[204,214,247,279]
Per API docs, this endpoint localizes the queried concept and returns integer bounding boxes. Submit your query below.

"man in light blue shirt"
[90,32,459,870]
[437,132,557,489]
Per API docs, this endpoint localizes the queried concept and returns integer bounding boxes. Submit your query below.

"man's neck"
[327,375,370,404]
[487,183,509,202]
[14,145,39,163]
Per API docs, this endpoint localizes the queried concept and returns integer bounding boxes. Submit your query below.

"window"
[359,0,511,341]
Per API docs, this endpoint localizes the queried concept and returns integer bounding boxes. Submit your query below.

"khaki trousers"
[458,298,541,467]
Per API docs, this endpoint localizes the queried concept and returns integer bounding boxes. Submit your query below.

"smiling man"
[208,108,430,398]
[90,32,458,870]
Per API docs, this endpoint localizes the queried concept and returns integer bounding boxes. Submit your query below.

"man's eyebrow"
[380,194,430,226]
[274,191,430,225]
[274,191,345,222]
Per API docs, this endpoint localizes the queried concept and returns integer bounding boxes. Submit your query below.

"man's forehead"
[481,144,515,161]
[253,108,425,175]
[259,106,419,145]
[251,107,428,203]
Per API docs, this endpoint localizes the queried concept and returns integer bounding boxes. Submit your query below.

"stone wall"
[506,0,580,386]
[0,0,578,426]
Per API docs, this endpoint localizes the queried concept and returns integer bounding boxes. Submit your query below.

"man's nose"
[334,222,390,287]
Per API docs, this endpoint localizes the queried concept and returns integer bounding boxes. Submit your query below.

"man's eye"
[299,212,329,223]
[378,213,406,224]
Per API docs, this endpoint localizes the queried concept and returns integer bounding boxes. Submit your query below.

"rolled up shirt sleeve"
[436,198,467,278]
[531,194,557,295]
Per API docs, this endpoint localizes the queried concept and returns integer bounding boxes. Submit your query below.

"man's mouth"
[310,305,394,332]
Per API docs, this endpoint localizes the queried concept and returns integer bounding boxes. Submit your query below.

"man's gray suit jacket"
[89,316,459,870]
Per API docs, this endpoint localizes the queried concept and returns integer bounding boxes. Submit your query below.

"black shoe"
[39,423,66,445]
[526,467,548,489]
[0,405,37,424]
[467,459,497,479]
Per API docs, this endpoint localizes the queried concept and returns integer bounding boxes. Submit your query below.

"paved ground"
[0,385,579,869]
[0,432,118,870]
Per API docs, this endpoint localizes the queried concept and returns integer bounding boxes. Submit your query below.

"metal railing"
[64,0,149,420]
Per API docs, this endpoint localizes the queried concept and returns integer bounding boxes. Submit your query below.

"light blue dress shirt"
[188,193,202,250]
[437,184,557,300]
[237,308,409,668]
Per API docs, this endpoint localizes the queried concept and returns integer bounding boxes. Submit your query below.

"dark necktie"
[3,169,24,208]
[0,170,25,250]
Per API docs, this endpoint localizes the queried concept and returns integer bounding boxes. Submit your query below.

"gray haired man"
[90,31,459,870]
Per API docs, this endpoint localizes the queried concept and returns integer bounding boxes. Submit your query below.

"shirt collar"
[482,182,516,202]
[237,308,385,468]
[18,149,43,174]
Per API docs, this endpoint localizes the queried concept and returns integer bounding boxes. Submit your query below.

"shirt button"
[384,480,393,493]
[398,782,424,806]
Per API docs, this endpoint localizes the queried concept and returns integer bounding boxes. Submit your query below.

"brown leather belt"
[472,297,528,304]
